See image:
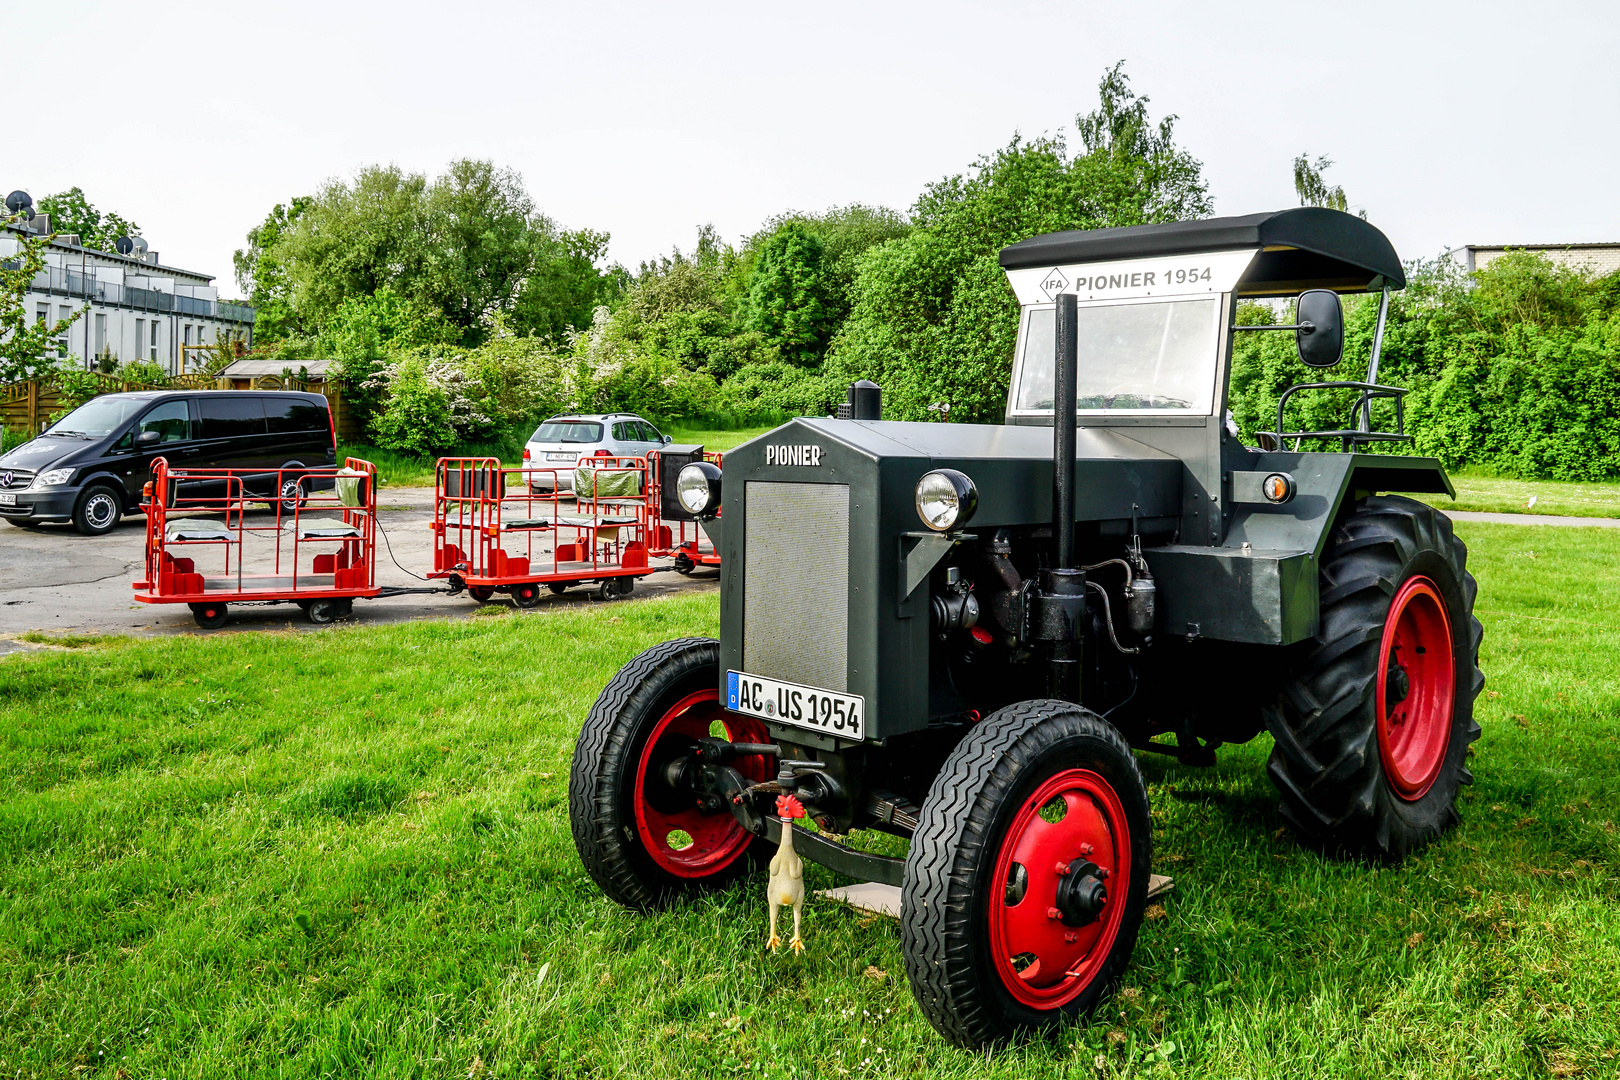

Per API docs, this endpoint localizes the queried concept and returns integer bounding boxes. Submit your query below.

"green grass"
[662,424,778,453]
[13,632,108,649]
[1419,469,1620,519]
[1,525,1617,1077]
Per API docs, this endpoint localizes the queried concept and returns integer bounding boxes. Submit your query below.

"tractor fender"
[1139,453,1454,646]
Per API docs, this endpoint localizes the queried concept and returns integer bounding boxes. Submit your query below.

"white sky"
[5,0,1617,294]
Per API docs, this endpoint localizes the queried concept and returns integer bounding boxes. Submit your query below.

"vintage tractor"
[568,208,1484,1046]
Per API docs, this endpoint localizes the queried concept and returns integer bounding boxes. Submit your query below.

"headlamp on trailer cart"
[915,469,978,531]
[676,461,722,517]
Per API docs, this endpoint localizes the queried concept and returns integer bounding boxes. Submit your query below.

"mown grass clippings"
[0,525,1615,1077]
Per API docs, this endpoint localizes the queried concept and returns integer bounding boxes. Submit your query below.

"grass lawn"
[1,523,1616,1078]
[661,424,777,453]
[1418,469,1620,519]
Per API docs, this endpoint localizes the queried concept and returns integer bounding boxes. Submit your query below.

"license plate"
[727,670,865,740]
[546,452,577,462]
[0,493,14,506]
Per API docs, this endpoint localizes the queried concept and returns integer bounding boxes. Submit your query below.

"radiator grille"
[743,481,849,691]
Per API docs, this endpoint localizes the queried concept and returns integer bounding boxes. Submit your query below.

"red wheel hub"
[633,689,772,878]
[989,768,1131,1009]
[1375,576,1455,801]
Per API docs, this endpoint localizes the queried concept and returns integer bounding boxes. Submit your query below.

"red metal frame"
[646,449,723,570]
[429,456,658,597]
[133,457,381,614]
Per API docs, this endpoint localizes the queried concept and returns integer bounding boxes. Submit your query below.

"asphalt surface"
[0,486,716,643]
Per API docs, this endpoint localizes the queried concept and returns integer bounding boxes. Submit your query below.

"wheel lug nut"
[1064,931,1078,943]
[1080,843,1094,856]
[1055,862,1070,876]
[1099,867,1110,879]
[1046,907,1062,920]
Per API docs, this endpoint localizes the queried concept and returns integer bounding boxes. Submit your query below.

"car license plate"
[546,452,577,462]
[727,670,864,740]
[0,493,14,506]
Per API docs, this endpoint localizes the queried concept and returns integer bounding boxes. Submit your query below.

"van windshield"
[48,396,147,438]
[532,421,603,444]
[1014,298,1219,414]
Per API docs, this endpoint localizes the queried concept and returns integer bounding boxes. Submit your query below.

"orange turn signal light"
[1262,473,1296,504]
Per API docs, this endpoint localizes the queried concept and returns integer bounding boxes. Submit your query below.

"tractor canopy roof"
[999,208,1404,296]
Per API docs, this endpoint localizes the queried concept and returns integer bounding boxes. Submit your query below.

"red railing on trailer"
[646,447,723,574]
[133,457,380,630]
[428,456,657,605]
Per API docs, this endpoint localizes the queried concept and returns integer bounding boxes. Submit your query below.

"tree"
[1293,154,1353,214]
[420,159,545,340]
[234,196,313,342]
[512,228,625,339]
[746,223,833,366]
[822,63,1213,421]
[36,187,141,252]
[0,218,85,383]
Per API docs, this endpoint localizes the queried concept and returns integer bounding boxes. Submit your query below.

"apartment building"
[1,213,255,375]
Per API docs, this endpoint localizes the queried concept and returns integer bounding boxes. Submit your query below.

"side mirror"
[135,430,162,447]
[1295,289,1344,368]
[663,434,672,445]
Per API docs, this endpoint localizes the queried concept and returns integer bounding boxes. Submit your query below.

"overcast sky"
[5,0,1617,292]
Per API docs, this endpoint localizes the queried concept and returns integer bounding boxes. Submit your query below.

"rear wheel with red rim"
[902,701,1150,1047]
[570,637,774,908]
[1267,496,1484,862]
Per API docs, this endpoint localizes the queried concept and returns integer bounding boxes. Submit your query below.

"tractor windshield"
[1013,297,1220,415]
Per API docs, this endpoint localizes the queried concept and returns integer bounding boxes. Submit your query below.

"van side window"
[198,396,268,440]
[265,397,328,433]
[137,400,192,443]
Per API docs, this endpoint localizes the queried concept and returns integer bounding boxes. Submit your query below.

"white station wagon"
[521,413,671,492]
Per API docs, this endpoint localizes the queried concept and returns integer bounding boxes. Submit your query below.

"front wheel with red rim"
[570,637,774,909]
[901,701,1150,1048]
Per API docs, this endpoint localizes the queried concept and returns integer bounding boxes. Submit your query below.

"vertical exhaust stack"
[849,380,882,421]
[1045,294,1085,701]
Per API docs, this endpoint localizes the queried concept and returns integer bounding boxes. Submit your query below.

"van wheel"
[73,486,124,536]
[278,476,307,515]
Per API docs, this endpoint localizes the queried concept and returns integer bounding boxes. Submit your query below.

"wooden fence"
[1,372,364,443]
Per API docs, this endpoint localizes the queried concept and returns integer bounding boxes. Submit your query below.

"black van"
[0,390,336,535]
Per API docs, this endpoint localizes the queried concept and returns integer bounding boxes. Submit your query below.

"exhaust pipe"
[1046,293,1084,701]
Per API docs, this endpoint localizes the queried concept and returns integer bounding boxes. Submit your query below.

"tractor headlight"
[915,469,978,531]
[38,468,74,487]
[677,462,722,517]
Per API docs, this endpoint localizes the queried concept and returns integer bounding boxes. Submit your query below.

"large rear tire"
[901,700,1151,1047]
[1267,495,1484,861]
[569,638,774,909]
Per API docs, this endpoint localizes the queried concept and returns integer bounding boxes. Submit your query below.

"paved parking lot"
[0,486,716,643]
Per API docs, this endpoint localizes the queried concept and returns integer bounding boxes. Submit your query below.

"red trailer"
[646,445,723,574]
[428,456,657,605]
[134,457,383,629]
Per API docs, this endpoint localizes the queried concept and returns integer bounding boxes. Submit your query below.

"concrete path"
[0,485,715,640]
[1449,510,1620,529]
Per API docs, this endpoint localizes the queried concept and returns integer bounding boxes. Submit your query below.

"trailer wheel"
[569,637,773,909]
[1267,495,1484,862]
[512,583,542,608]
[307,599,341,624]
[467,586,495,603]
[901,700,1150,1047]
[190,602,229,630]
[547,582,574,595]
[596,577,632,601]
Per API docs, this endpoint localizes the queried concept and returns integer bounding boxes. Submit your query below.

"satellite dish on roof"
[115,236,135,255]
[5,190,34,220]
[130,235,148,254]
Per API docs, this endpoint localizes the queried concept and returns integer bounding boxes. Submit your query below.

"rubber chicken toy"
[767,794,807,953]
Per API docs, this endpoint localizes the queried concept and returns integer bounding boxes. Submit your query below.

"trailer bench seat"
[165,519,237,543]
[500,514,639,531]
[288,517,365,540]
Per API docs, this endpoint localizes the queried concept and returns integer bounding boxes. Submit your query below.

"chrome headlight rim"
[676,461,722,518]
[915,468,978,532]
